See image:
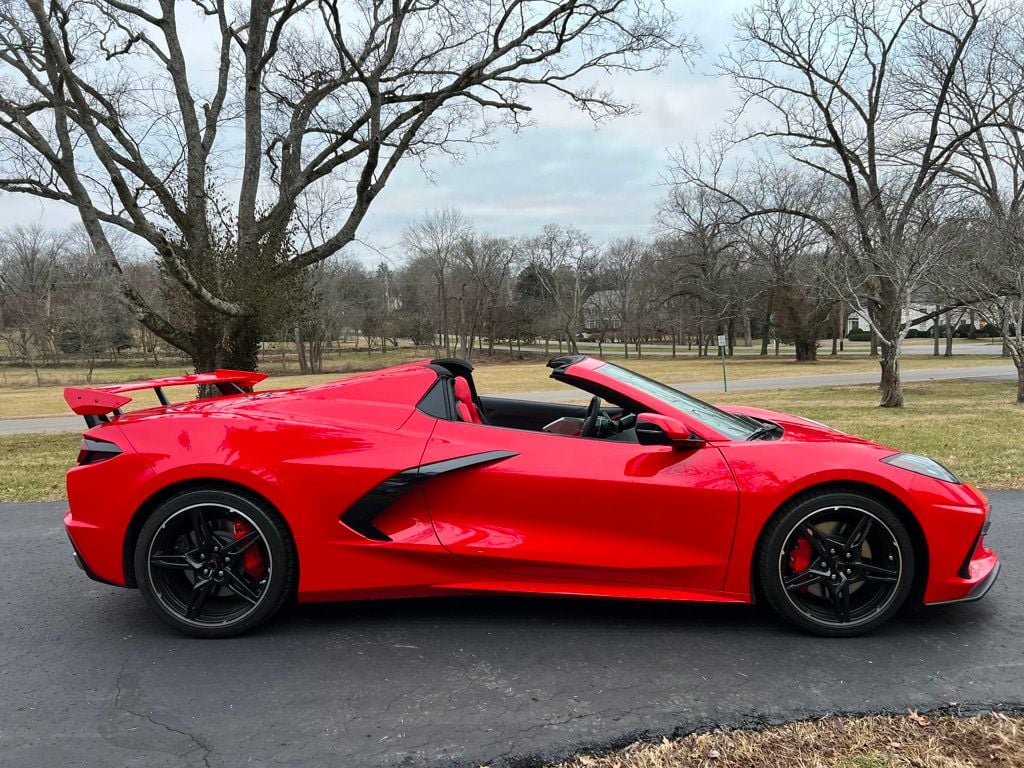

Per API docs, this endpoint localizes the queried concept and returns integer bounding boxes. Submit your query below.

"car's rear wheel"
[758,490,915,637]
[135,488,296,638]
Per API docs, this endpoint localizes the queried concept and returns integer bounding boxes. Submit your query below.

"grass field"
[1,379,1020,503]
[0,432,79,502]
[555,712,1023,768]
[705,380,1024,488]
[0,351,1011,419]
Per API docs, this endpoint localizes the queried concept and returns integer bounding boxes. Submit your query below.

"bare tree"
[0,225,63,383]
[524,224,600,353]
[402,208,470,357]
[718,0,1004,406]
[950,220,1024,402]
[658,143,747,356]
[938,11,1024,401]
[0,0,694,372]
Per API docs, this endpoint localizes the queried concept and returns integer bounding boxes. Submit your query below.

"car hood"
[719,404,886,448]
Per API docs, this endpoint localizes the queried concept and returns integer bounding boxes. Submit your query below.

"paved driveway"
[0,494,1020,768]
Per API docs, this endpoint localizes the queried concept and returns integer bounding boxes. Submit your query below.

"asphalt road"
[1,364,1017,434]
[0,495,1020,767]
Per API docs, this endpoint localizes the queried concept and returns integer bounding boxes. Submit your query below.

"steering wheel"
[580,396,602,438]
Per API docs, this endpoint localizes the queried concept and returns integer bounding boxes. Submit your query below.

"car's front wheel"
[758,490,915,637]
[135,488,296,638]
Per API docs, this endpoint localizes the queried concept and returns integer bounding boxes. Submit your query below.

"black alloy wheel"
[759,490,915,637]
[135,489,296,638]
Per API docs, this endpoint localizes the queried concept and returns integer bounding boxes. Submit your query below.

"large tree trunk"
[191,302,225,374]
[294,326,309,374]
[224,317,261,371]
[878,345,903,407]
[795,340,818,361]
[1017,364,1024,404]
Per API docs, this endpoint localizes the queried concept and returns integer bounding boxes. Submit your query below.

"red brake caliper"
[231,520,265,580]
[788,536,813,588]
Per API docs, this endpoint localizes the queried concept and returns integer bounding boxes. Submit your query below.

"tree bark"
[294,326,309,374]
[795,340,818,361]
[224,317,261,371]
[878,345,903,408]
[1017,365,1024,404]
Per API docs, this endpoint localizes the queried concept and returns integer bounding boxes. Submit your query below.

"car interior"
[421,358,644,442]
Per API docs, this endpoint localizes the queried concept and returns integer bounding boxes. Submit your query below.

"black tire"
[758,489,915,637]
[134,488,296,638]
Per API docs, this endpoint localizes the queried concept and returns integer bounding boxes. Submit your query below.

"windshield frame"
[593,361,756,441]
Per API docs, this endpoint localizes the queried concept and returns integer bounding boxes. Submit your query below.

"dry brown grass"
[468,354,1008,396]
[0,352,1009,419]
[1,380,1021,502]
[552,712,1024,768]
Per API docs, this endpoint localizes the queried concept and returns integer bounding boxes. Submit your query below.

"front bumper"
[926,545,1000,606]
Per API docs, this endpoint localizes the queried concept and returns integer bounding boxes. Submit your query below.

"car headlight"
[881,453,960,484]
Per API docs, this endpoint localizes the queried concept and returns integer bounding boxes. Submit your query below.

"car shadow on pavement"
[264,592,996,643]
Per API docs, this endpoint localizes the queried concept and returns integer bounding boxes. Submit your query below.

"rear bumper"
[65,521,124,587]
[65,510,129,587]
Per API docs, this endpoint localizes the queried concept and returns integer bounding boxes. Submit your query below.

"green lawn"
[0,432,78,502]
[704,380,1023,488]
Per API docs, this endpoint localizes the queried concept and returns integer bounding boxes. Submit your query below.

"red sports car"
[62,355,998,638]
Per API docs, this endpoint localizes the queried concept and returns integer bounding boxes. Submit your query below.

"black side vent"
[340,451,518,541]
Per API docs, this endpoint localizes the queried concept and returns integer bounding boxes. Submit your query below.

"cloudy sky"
[0,0,750,263]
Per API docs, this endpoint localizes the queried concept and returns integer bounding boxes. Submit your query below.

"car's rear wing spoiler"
[63,370,268,427]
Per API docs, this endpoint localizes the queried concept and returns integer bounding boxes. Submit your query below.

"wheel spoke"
[222,530,260,557]
[860,561,900,582]
[801,525,831,559]
[191,508,213,544]
[832,580,851,622]
[845,515,873,551]
[185,578,215,619]
[150,552,196,570]
[783,569,828,591]
[224,570,262,604]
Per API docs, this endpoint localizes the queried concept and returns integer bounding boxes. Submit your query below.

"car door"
[420,417,740,592]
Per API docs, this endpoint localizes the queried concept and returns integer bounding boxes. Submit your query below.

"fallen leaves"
[555,712,1024,768]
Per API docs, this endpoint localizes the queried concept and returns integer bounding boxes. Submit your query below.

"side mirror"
[635,413,706,449]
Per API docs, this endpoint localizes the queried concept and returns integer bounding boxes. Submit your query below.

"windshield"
[596,362,754,440]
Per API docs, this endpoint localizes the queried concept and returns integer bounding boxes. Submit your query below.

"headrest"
[453,377,472,400]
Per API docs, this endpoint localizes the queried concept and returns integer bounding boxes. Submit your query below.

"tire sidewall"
[134,488,293,638]
[759,492,916,637]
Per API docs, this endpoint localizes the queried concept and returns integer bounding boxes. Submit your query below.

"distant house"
[582,290,623,333]
[846,298,983,335]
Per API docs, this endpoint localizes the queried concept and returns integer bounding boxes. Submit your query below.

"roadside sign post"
[718,334,728,392]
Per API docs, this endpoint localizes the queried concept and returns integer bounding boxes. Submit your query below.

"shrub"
[847,328,872,341]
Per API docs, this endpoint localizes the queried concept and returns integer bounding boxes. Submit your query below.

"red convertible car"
[63,355,998,638]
